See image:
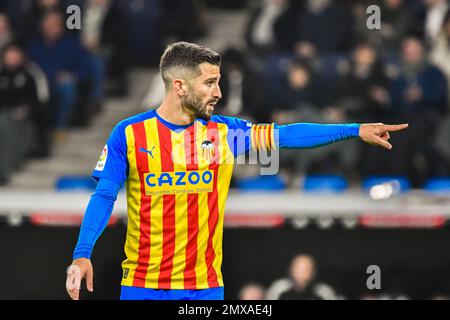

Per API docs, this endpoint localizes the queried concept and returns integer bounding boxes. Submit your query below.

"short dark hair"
[159,41,221,86]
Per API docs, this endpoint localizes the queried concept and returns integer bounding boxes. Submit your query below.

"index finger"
[382,123,409,132]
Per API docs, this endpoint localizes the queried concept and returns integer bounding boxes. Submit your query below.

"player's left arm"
[273,122,409,150]
[222,117,409,157]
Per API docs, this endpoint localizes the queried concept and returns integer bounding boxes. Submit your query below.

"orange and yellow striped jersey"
[92,109,275,289]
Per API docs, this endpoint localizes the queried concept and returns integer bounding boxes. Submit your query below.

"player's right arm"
[66,122,128,300]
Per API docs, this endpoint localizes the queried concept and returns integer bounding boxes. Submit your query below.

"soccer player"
[65,42,408,300]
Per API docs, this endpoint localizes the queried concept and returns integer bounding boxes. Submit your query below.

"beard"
[181,91,216,121]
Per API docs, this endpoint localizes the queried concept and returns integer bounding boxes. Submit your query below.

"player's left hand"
[359,123,409,150]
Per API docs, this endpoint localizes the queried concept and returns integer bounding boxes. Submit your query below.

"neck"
[157,94,196,125]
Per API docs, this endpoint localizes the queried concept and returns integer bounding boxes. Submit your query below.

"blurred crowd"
[238,253,450,300]
[233,0,450,189]
[0,0,449,187]
[0,0,212,185]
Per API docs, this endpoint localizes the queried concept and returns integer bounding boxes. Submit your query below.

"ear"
[173,79,186,96]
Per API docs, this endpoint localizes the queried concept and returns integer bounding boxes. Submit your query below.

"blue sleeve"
[217,116,253,158]
[92,122,128,186]
[72,178,121,260]
[276,123,360,148]
[219,115,360,156]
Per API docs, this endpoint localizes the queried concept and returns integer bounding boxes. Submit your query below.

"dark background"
[2,224,450,300]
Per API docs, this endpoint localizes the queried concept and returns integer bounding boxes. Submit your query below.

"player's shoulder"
[114,109,157,132]
[209,115,253,130]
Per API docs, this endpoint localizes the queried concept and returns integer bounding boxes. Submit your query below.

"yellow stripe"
[212,123,233,286]
[195,122,210,288]
[253,125,260,151]
[144,118,163,288]
[270,123,276,150]
[122,125,141,285]
[170,130,188,289]
[250,125,256,152]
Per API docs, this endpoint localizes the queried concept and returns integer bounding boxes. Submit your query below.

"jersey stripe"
[122,125,140,284]
[194,124,210,287]
[212,123,232,286]
[131,121,152,287]
[183,124,199,289]
[144,118,163,287]
[205,122,220,287]
[170,130,188,289]
[157,121,176,289]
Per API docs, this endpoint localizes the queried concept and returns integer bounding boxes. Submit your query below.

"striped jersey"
[92,109,275,289]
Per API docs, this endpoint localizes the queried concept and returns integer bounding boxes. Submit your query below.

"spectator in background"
[423,0,449,45]
[292,0,354,56]
[430,11,450,171]
[363,36,448,186]
[215,47,270,123]
[81,0,130,98]
[0,43,49,185]
[238,282,267,300]
[430,11,450,103]
[123,0,164,66]
[353,0,413,55]
[337,42,391,123]
[27,10,94,141]
[271,254,339,300]
[244,0,290,54]
[161,0,208,42]
[0,14,13,53]
[18,0,66,45]
[269,58,322,124]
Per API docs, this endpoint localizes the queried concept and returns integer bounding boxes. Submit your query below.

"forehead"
[197,63,221,79]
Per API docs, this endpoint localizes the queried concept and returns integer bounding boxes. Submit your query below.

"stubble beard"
[181,91,213,121]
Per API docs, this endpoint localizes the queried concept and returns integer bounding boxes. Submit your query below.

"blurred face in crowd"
[0,14,10,36]
[354,45,376,67]
[41,13,64,42]
[239,284,266,300]
[288,64,310,90]
[384,0,403,9]
[3,47,24,70]
[307,0,331,11]
[425,0,445,8]
[89,0,111,6]
[39,0,59,7]
[290,255,316,288]
[180,63,222,121]
[402,38,424,65]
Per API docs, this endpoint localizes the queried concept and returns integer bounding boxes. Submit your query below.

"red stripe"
[183,125,199,289]
[267,124,272,150]
[205,122,220,287]
[131,122,152,287]
[156,121,176,289]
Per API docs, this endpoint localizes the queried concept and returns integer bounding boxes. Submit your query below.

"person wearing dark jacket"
[0,43,49,185]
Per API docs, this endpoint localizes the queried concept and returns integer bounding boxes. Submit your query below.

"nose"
[213,85,222,100]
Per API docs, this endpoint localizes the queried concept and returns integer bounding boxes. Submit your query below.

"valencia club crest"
[201,140,215,161]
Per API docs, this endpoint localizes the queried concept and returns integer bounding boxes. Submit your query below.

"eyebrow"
[204,75,221,82]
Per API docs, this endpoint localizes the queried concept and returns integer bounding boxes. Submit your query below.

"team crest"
[201,140,215,161]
